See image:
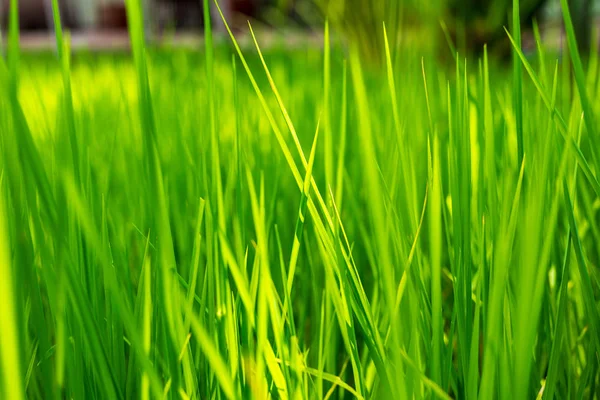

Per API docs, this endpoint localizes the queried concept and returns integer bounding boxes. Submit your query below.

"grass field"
[2,0,600,398]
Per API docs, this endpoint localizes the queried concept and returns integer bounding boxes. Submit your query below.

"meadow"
[1,0,600,398]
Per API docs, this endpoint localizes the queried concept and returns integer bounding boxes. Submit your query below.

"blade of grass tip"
[512,0,524,166]
[559,0,599,150]
[0,177,26,400]
[247,22,308,170]
[213,0,300,181]
[506,29,600,198]
[439,19,458,62]
[532,19,548,87]
[334,60,348,210]
[213,0,333,232]
[251,31,345,257]
[383,22,411,203]
[218,14,350,358]
[246,21,333,220]
[323,20,333,186]
[50,0,64,59]
[287,119,320,295]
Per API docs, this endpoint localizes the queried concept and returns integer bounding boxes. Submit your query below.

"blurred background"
[1,0,599,55]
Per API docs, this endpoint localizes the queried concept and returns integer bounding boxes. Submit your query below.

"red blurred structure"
[0,0,261,31]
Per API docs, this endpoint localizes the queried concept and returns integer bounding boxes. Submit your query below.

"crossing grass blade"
[532,19,548,87]
[506,29,600,198]
[213,0,333,233]
[287,120,320,295]
[559,0,599,150]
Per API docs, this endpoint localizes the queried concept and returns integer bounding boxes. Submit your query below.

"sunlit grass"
[1,0,600,398]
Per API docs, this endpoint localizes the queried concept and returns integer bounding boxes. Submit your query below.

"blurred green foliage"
[272,0,595,61]
[314,0,408,64]
[313,0,547,58]
[444,0,546,51]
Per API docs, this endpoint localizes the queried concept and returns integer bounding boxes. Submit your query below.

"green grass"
[2,0,600,398]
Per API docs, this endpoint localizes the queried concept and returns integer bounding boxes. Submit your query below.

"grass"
[2,0,600,398]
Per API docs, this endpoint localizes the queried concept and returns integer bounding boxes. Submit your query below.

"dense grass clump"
[2,0,600,398]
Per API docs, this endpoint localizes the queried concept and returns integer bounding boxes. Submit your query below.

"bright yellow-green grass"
[1,0,600,398]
